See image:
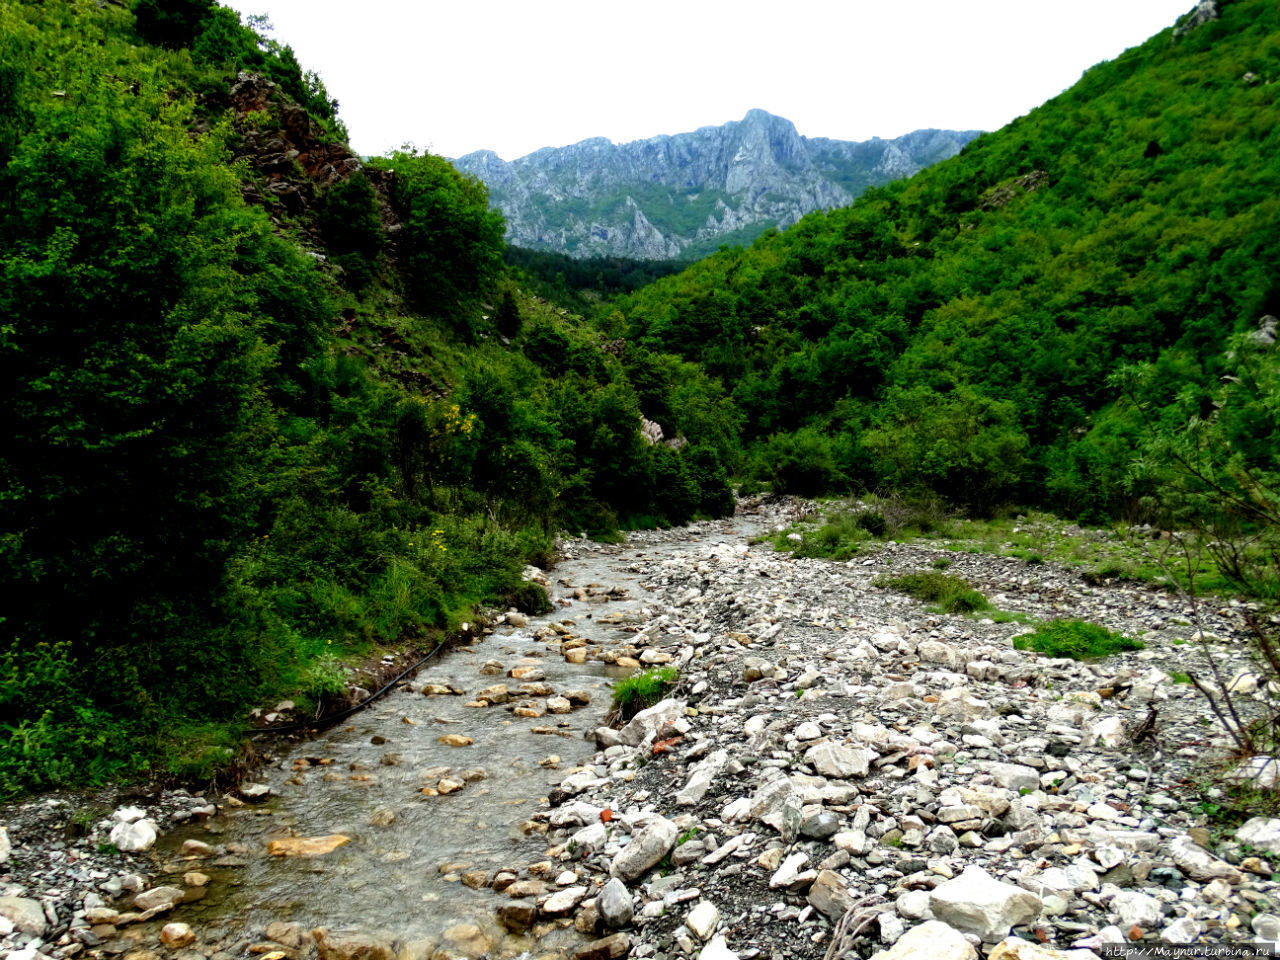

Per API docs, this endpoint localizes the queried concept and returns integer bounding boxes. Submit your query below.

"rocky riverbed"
[5,497,1280,960]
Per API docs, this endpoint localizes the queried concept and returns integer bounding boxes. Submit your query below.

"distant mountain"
[452,111,981,260]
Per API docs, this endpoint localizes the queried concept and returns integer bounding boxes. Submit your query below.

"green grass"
[1012,619,1143,660]
[874,571,990,614]
[611,666,679,721]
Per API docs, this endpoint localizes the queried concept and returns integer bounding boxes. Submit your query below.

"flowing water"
[146,517,762,957]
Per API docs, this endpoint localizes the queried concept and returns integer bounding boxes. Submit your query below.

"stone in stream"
[610,816,678,882]
[132,886,185,912]
[267,835,351,857]
[313,927,395,960]
[160,923,196,949]
[109,818,158,853]
[437,734,473,747]
[496,903,536,933]
[572,933,631,960]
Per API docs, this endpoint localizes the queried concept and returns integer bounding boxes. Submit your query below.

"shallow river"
[146,517,761,958]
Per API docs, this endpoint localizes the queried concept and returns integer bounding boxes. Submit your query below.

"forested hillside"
[0,0,735,795]
[618,0,1279,518]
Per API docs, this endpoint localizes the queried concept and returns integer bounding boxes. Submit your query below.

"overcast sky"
[224,0,1195,161]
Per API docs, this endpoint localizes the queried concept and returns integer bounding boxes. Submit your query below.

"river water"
[145,516,764,959]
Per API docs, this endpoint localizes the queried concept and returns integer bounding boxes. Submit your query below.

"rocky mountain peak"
[453,113,981,260]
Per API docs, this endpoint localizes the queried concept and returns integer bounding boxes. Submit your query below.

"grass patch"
[1012,619,1143,660]
[874,571,990,614]
[611,666,679,722]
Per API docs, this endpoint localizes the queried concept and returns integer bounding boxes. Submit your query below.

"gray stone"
[983,762,1040,793]
[0,897,47,937]
[313,928,396,960]
[133,886,185,912]
[611,816,678,882]
[868,920,977,960]
[1168,835,1243,883]
[929,865,1042,941]
[804,741,872,778]
[597,878,634,928]
[1110,890,1162,928]
[618,699,685,747]
[677,750,728,806]
[0,826,9,864]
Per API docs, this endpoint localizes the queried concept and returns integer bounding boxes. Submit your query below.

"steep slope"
[453,111,979,260]
[618,0,1280,514]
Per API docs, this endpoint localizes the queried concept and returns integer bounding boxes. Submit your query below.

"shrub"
[611,666,679,722]
[1012,619,1143,660]
[875,571,990,614]
[505,581,552,616]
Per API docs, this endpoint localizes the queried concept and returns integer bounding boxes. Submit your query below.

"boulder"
[868,920,977,960]
[611,816,678,881]
[929,866,1041,941]
[1169,835,1242,883]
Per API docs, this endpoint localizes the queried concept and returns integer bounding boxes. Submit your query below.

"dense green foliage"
[503,247,688,317]
[874,571,990,614]
[610,666,679,722]
[1012,620,1144,660]
[616,0,1280,517]
[0,0,734,797]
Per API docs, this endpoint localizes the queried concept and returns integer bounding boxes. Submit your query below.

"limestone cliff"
[452,110,981,260]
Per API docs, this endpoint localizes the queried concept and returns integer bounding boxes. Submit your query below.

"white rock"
[896,890,934,921]
[698,935,739,960]
[983,762,1040,793]
[598,877,634,928]
[804,741,873,778]
[685,901,720,941]
[0,898,47,937]
[868,920,977,960]
[769,852,810,889]
[795,721,822,741]
[1228,755,1280,789]
[1160,916,1200,943]
[618,698,686,747]
[1110,890,1162,928]
[1237,817,1280,855]
[611,816,678,882]
[929,865,1041,941]
[110,818,158,853]
[0,826,8,864]
[677,750,729,806]
[542,885,588,914]
[112,805,147,824]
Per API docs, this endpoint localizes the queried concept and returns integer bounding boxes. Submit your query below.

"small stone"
[571,933,631,960]
[132,886,185,912]
[868,920,976,960]
[598,878,634,928]
[611,816,678,882]
[436,734,474,747]
[313,928,395,960]
[110,819,158,853]
[183,872,210,887]
[160,923,196,949]
[267,835,351,857]
[685,901,720,941]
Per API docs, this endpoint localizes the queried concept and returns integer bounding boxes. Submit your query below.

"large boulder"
[110,818,158,853]
[610,816,678,882]
[0,898,47,937]
[929,866,1041,941]
[868,921,977,960]
[1237,817,1280,856]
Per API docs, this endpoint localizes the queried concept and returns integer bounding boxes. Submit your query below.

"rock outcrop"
[452,111,980,260]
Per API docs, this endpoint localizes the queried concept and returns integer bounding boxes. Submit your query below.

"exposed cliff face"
[452,110,981,260]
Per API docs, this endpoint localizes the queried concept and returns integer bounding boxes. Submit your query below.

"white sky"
[224,0,1195,161]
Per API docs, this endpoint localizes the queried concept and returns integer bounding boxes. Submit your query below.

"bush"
[504,581,552,616]
[1012,619,1143,660]
[875,571,990,614]
[611,666,679,722]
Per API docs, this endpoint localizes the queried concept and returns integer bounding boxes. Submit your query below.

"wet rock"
[868,920,977,960]
[436,734,473,747]
[133,886,185,912]
[598,878,634,928]
[265,922,305,948]
[267,835,351,857]
[314,929,395,960]
[929,866,1041,941]
[571,933,631,960]
[160,923,196,949]
[542,886,588,915]
[441,923,491,957]
[611,816,678,881]
[496,903,537,934]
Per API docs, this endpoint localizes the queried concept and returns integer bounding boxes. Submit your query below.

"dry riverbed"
[5,497,1280,960]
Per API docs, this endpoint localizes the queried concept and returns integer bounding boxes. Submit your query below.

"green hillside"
[0,0,735,795]
[618,0,1280,517]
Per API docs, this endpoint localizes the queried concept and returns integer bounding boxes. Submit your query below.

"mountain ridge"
[452,110,980,260]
